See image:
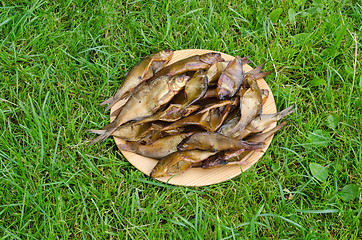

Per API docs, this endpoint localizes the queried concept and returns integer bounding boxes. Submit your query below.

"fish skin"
[202,121,290,168]
[100,49,174,111]
[239,105,294,139]
[152,52,224,78]
[177,132,261,152]
[217,56,245,100]
[132,104,200,125]
[150,150,216,178]
[181,69,208,108]
[229,74,263,136]
[160,99,236,132]
[117,132,194,159]
[88,74,190,145]
[206,61,229,86]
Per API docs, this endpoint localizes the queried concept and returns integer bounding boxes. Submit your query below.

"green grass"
[1,0,361,239]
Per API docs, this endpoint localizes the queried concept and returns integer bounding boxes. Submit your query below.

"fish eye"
[177,77,186,83]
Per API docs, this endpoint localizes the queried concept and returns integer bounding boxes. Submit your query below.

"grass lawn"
[0,0,361,239]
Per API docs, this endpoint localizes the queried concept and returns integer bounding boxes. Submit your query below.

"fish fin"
[86,122,117,145]
[87,134,107,146]
[85,129,106,135]
[240,56,252,64]
[165,105,183,116]
[254,62,266,72]
[228,120,246,138]
[253,69,274,80]
[140,60,157,80]
[246,62,273,80]
[99,96,115,106]
[247,121,289,143]
[110,107,122,118]
[116,142,134,152]
[275,105,295,120]
[106,91,132,113]
[104,99,117,112]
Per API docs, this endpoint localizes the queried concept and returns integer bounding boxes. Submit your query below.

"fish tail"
[104,99,118,112]
[246,142,264,151]
[276,105,295,119]
[85,129,106,135]
[228,121,246,138]
[86,122,117,145]
[247,121,289,143]
[246,62,274,80]
[98,96,119,112]
[99,96,114,106]
[268,121,289,135]
[110,107,122,118]
[253,69,274,80]
[100,90,131,112]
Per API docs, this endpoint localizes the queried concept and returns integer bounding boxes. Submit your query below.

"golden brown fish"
[229,74,263,136]
[111,122,152,142]
[117,132,194,159]
[216,60,273,100]
[111,121,170,142]
[137,126,186,145]
[206,57,250,86]
[240,105,294,139]
[88,74,190,145]
[160,99,236,132]
[177,132,262,152]
[217,56,245,100]
[100,49,174,111]
[201,145,262,168]
[181,69,208,107]
[150,150,216,178]
[202,121,289,168]
[132,104,200,125]
[152,52,224,78]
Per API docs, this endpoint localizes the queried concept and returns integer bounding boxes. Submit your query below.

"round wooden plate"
[111,49,277,186]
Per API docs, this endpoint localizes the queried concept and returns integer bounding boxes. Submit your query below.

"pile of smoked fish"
[88,50,294,178]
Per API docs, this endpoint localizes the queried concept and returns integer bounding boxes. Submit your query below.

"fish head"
[182,105,200,116]
[216,73,234,100]
[177,135,196,151]
[200,52,224,65]
[172,75,190,89]
[150,161,170,178]
[233,55,243,65]
[244,74,257,89]
[157,49,174,61]
[150,153,188,178]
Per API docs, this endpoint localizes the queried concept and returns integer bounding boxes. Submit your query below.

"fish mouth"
[164,49,174,54]
[201,52,225,65]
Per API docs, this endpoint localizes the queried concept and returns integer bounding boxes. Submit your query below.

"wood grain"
[111,49,277,186]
